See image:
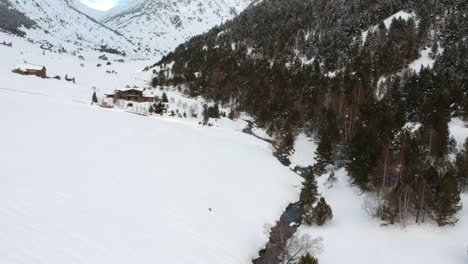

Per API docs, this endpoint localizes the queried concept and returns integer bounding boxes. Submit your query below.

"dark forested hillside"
[0,1,36,37]
[151,0,468,226]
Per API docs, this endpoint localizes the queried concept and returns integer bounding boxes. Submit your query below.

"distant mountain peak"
[100,0,254,57]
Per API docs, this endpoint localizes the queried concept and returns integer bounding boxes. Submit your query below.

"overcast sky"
[80,0,127,11]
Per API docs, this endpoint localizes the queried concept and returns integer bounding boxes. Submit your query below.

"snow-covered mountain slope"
[2,0,135,56]
[101,0,253,56]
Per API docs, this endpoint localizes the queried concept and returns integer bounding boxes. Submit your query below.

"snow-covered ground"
[289,133,317,168]
[0,32,302,264]
[409,47,435,72]
[449,118,468,148]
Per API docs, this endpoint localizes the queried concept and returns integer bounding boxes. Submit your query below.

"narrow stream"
[242,120,307,264]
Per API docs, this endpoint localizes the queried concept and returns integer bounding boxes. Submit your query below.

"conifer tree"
[92,92,98,103]
[346,125,381,190]
[162,92,169,103]
[299,253,319,264]
[300,174,319,221]
[455,152,468,192]
[154,102,166,115]
[274,127,295,158]
[314,109,339,174]
[430,168,462,226]
[455,138,468,192]
[228,111,234,120]
[311,197,333,226]
[314,131,333,175]
[202,104,209,125]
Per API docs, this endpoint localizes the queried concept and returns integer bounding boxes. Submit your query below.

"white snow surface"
[0,32,302,264]
[449,118,468,148]
[289,133,317,167]
[403,122,422,133]
[409,48,435,72]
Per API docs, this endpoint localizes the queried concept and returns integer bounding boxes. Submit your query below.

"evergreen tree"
[275,127,295,158]
[314,132,333,175]
[430,167,462,226]
[92,92,98,103]
[162,92,169,103]
[314,109,339,174]
[202,104,209,125]
[346,125,381,190]
[207,104,220,118]
[455,152,468,192]
[455,138,468,192]
[154,102,166,115]
[299,253,319,264]
[300,174,319,218]
[228,111,235,120]
[311,197,333,226]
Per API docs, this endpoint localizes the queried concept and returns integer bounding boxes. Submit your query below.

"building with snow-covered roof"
[12,65,47,78]
[106,89,154,103]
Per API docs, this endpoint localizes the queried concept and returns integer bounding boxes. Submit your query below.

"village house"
[12,65,47,78]
[106,88,154,103]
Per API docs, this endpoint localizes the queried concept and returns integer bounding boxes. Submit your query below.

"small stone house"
[106,89,154,103]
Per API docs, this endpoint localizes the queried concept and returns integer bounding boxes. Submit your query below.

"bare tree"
[278,234,323,264]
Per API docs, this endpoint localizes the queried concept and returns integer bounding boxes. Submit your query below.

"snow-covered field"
[0,33,302,264]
